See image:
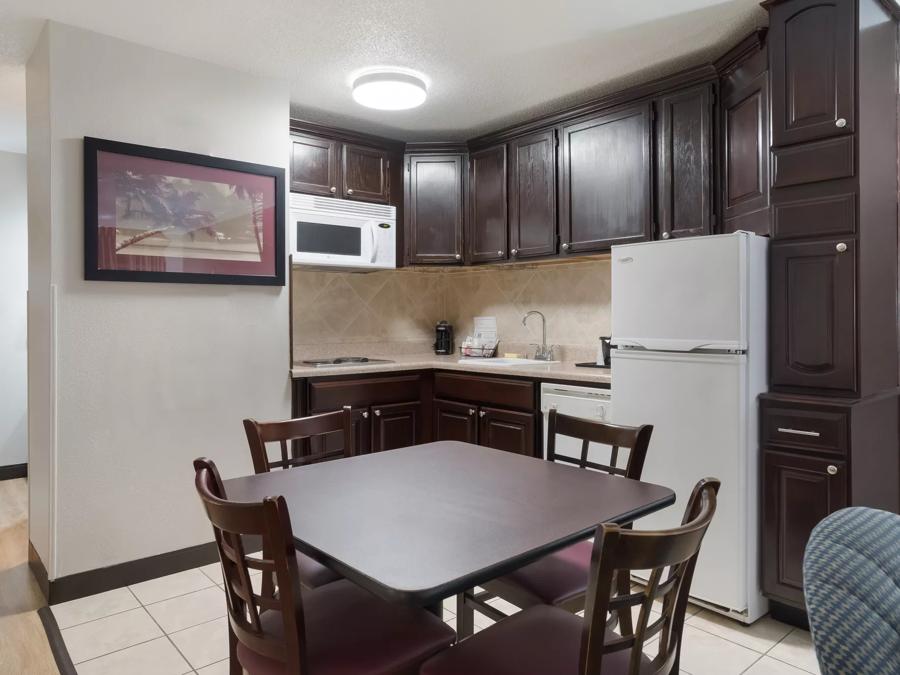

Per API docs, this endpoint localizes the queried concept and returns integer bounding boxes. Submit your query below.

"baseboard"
[0,463,27,481]
[769,600,809,630]
[29,540,50,601]
[37,607,76,675]
[44,535,261,605]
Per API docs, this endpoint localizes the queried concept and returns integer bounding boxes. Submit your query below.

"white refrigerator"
[610,232,768,624]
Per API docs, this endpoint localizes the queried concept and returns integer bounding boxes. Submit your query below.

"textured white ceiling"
[0,0,766,151]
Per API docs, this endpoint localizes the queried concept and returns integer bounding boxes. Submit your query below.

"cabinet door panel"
[658,84,713,239]
[478,407,535,456]
[308,408,372,459]
[434,399,478,444]
[290,134,339,196]
[762,450,847,606]
[560,103,652,253]
[372,401,421,453]
[342,143,390,203]
[509,130,557,259]
[770,239,856,392]
[406,155,465,264]
[721,71,770,234]
[467,145,508,263]
[769,0,855,146]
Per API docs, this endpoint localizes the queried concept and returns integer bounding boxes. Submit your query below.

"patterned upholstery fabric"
[803,507,900,675]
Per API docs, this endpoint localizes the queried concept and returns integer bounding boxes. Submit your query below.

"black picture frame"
[84,136,286,286]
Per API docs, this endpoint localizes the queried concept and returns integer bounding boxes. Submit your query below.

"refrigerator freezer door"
[610,349,752,614]
[611,233,750,352]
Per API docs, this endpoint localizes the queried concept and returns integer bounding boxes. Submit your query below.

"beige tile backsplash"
[292,258,611,360]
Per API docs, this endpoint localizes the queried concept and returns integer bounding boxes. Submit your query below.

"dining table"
[223,440,675,625]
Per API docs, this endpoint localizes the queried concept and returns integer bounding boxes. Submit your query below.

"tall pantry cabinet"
[759,0,900,622]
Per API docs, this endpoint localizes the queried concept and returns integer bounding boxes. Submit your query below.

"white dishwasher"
[540,383,613,463]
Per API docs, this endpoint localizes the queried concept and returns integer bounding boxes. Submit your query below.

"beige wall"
[292,257,611,360]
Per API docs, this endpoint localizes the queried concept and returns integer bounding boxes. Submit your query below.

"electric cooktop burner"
[300,356,395,368]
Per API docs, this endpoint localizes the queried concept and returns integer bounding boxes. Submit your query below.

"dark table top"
[223,441,675,606]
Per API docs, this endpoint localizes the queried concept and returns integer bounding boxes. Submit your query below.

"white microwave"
[291,194,396,271]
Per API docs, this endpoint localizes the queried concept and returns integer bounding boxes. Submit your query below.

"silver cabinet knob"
[511,248,518,256]
[361,411,369,419]
[373,409,381,417]
[329,186,337,194]
[497,250,504,256]
[836,242,847,253]
[347,188,354,195]
[454,253,462,261]
[827,464,838,475]
[479,410,486,418]
[662,231,670,239]
[835,118,847,128]
[561,243,570,250]
[468,408,476,416]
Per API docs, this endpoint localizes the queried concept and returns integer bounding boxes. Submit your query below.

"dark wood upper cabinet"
[657,84,714,239]
[290,134,340,196]
[467,145,508,264]
[342,143,390,203]
[762,450,847,606]
[434,399,478,444]
[372,401,421,453]
[509,130,558,259]
[406,154,465,264]
[720,51,770,235]
[768,0,855,147]
[559,102,653,254]
[478,407,536,456]
[770,238,856,393]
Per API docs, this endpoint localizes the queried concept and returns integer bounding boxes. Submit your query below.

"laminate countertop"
[290,354,612,385]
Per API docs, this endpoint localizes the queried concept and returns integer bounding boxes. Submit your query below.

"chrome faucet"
[522,310,554,361]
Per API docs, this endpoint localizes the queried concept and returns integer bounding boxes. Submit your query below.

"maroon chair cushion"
[420,605,650,675]
[237,579,456,675]
[498,539,593,606]
[296,551,340,589]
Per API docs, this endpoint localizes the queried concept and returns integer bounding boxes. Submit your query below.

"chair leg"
[229,625,242,675]
[456,591,475,639]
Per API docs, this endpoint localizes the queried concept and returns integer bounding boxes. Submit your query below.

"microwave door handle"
[369,222,378,263]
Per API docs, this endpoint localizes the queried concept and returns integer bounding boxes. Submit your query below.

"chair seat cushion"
[420,604,651,675]
[489,539,593,607]
[237,579,456,675]
[296,551,340,589]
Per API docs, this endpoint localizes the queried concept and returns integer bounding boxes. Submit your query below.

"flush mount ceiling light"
[351,70,428,110]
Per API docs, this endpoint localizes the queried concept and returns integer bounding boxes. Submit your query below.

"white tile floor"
[52,566,821,675]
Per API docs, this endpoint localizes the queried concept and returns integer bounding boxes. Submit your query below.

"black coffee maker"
[434,321,454,355]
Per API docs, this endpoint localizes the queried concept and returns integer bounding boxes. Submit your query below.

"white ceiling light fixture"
[351,69,428,111]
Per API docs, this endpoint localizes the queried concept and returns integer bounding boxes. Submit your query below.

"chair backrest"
[546,408,653,480]
[194,457,308,674]
[804,507,900,675]
[580,477,721,675]
[244,406,354,474]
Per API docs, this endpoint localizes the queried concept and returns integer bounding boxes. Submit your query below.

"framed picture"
[84,137,285,285]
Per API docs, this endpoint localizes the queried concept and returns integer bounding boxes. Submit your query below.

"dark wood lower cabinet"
[434,398,478,443]
[762,450,847,607]
[372,401,421,453]
[478,406,535,456]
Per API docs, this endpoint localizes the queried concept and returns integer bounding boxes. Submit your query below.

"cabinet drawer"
[434,372,535,410]
[307,374,422,412]
[772,191,855,240]
[772,136,854,189]
[761,397,848,455]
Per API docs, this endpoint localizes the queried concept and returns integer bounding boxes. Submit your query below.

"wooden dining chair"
[242,407,354,590]
[421,477,721,675]
[458,409,653,635]
[243,406,355,474]
[194,457,456,675]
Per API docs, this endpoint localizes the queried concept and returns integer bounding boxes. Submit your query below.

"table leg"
[456,591,474,639]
